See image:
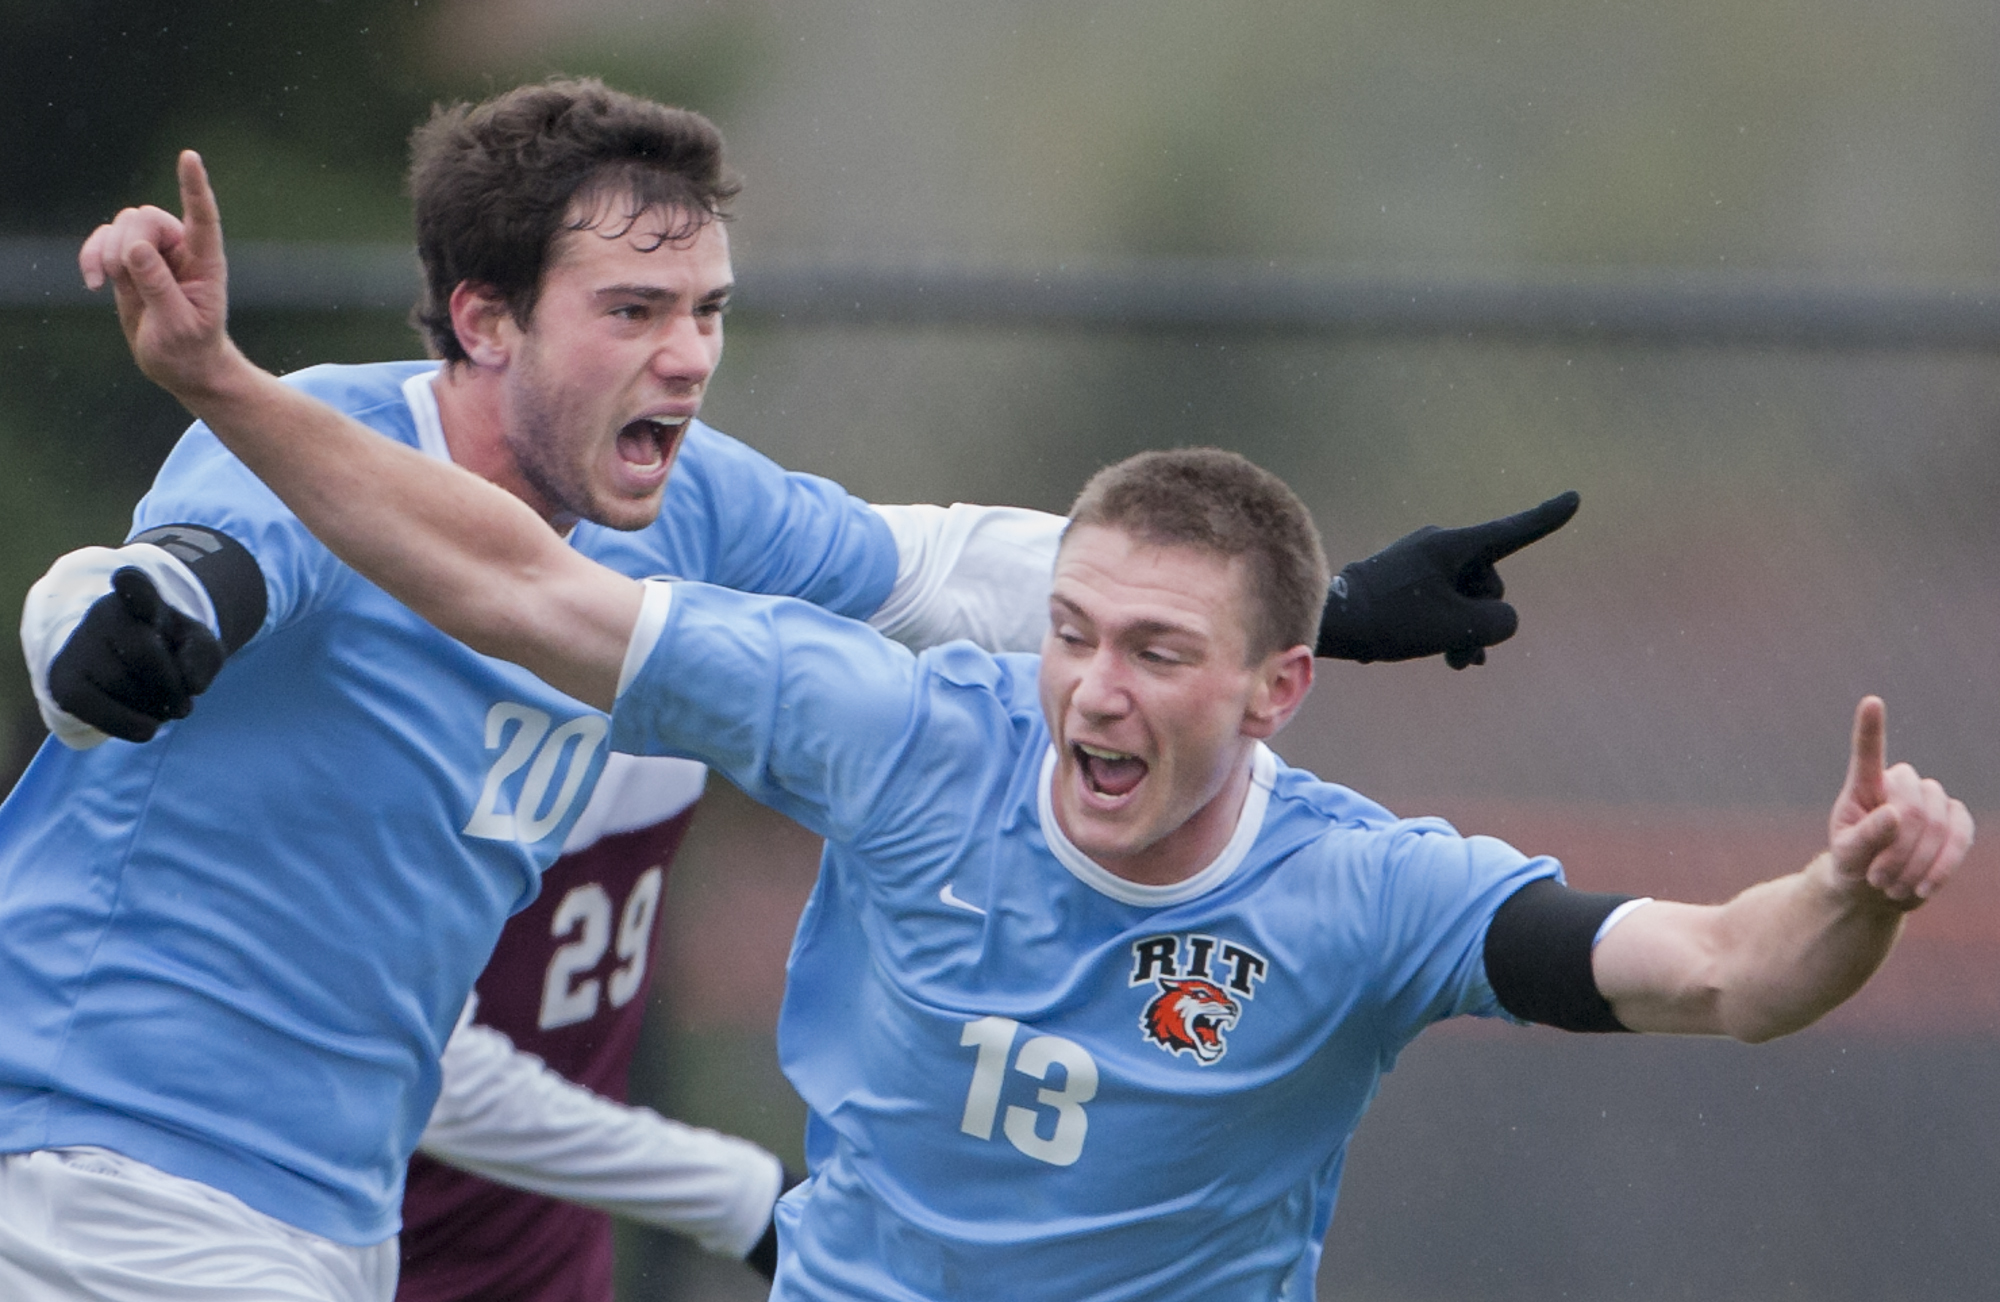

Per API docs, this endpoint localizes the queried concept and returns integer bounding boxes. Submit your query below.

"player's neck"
[1086,749,1258,888]
[432,364,565,529]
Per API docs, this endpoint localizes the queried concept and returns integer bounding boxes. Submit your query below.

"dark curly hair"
[407,77,741,363]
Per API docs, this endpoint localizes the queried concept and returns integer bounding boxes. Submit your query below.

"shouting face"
[489,204,732,531]
[1039,524,1313,887]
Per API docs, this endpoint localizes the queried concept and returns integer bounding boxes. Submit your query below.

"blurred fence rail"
[6,236,2000,348]
[0,238,423,313]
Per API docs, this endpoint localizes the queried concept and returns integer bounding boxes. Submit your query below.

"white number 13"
[958,1016,1098,1167]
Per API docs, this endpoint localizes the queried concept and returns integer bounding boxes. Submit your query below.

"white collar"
[402,368,579,543]
[1037,742,1276,908]
[402,368,450,463]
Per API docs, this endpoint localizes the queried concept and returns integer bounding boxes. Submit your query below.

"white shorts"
[0,1147,396,1302]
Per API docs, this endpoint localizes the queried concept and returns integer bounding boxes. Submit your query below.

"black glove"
[745,1165,805,1281]
[47,567,225,741]
[1316,491,1579,669]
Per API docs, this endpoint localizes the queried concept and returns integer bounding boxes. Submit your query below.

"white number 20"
[538,867,665,1030]
[958,1016,1098,1167]
[464,703,610,844]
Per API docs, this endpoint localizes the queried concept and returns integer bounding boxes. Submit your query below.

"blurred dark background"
[3,2,1996,1297]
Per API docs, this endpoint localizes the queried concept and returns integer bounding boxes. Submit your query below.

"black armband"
[1483,877,1637,1033]
[130,524,267,655]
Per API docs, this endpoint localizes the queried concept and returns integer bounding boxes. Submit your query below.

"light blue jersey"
[0,363,898,1245]
[611,583,1560,1301]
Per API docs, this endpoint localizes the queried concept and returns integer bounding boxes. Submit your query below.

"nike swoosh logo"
[939,883,986,915]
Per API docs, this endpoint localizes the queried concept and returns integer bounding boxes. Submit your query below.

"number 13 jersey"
[610,582,1560,1302]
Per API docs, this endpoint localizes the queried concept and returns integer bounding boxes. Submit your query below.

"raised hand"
[1315,490,1580,668]
[78,149,242,401]
[1825,696,1974,909]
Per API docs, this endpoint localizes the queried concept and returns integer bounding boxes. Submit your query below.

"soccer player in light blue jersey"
[5,85,944,1301]
[102,152,1975,1301]
[2,83,1581,1302]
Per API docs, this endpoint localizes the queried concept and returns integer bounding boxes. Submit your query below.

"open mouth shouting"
[616,415,688,482]
[1075,741,1148,801]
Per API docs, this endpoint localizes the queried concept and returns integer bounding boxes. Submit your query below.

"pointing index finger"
[111,567,164,627]
[1845,695,1889,811]
[1456,490,1581,567]
[175,150,224,269]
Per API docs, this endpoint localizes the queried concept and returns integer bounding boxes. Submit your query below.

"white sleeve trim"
[867,503,1062,653]
[20,543,220,751]
[616,579,676,702]
[1593,897,1655,947]
[561,754,707,853]
[418,998,783,1258]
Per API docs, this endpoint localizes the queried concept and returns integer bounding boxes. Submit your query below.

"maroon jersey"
[398,757,705,1302]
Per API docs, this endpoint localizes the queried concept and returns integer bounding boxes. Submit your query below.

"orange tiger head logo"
[1140,977,1241,1064]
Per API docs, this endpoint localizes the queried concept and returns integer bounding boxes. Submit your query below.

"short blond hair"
[1065,448,1329,660]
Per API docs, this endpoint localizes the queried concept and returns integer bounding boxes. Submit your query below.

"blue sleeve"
[576,422,899,619]
[1366,821,1563,1041]
[128,370,422,640]
[608,583,932,841]
[125,362,445,643]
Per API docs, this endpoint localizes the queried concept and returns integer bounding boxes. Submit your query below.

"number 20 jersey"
[609,583,1559,1302]
[0,362,898,1247]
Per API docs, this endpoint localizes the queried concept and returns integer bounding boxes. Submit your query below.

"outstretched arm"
[422,1003,784,1261]
[85,151,638,709]
[876,491,1580,668]
[1593,696,1974,1042]
[1316,491,1580,669]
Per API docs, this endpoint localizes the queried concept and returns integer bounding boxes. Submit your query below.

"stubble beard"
[505,367,658,534]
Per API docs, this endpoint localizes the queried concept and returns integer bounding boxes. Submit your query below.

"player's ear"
[449,282,516,369]
[1242,644,1313,740]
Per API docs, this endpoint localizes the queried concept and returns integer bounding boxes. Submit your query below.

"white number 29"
[958,1016,1098,1167]
[538,867,665,1030]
